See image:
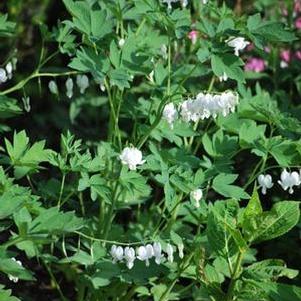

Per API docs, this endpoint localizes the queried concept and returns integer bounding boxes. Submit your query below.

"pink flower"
[295,17,301,29]
[294,50,301,60]
[264,46,271,53]
[295,0,301,13]
[188,30,198,45]
[244,57,266,73]
[280,50,291,63]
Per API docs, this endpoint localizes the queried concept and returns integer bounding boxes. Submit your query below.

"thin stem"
[135,18,146,36]
[226,251,244,301]
[75,231,152,246]
[102,182,119,240]
[104,78,117,142]
[57,173,66,208]
[0,71,80,95]
[79,192,85,216]
[2,236,24,249]
[98,197,106,238]
[76,283,86,301]
[123,285,138,301]
[167,38,171,97]
[43,260,68,301]
[114,90,123,150]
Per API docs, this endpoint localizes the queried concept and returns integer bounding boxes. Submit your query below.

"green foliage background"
[0,0,301,300]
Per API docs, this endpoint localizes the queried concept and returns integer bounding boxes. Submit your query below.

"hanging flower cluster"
[162,91,239,128]
[8,258,22,283]
[162,0,208,9]
[110,242,183,269]
[0,59,17,84]
[48,74,90,98]
[162,0,188,9]
[258,169,301,195]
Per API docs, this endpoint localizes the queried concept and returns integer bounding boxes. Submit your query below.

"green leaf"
[252,201,300,243]
[249,17,296,43]
[206,201,241,256]
[269,138,301,166]
[109,68,132,90]
[0,14,15,37]
[109,40,120,68]
[0,96,22,119]
[63,0,91,35]
[211,54,245,83]
[243,259,299,281]
[212,174,250,200]
[91,261,120,288]
[69,47,110,81]
[0,191,25,220]
[244,188,263,219]
[170,9,191,39]
[4,131,50,179]
[238,120,266,148]
[0,258,34,281]
[119,169,151,204]
[90,9,112,41]
[78,173,111,201]
[154,63,167,85]
[253,282,301,301]
[217,18,235,33]
[0,285,20,301]
[197,47,210,63]
[30,207,83,235]
[202,130,238,158]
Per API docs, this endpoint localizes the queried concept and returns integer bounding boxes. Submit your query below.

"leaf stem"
[57,173,66,208]
[43,260,68,301]
[0,71,80,96]
[226,251,244,301]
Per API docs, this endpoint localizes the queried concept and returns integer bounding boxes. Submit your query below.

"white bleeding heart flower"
[48,80,58,95]
[110,245,124,263]
[5,62,13,79]
[76,75,89,94]
[190,188,203,208]
[278,169,301,194]
[257,174,273,194]
[119,147,145,170]
[219,72,228,82]
[178,243,184,259]
[153,242,164,264]
[166,243,174,263]
[0,68,7,83]
[124,247,136,269]
[137,245,153,266]
[118,38,125,47]
[162,0,178,9]
[181,0,188,7]
[226,37,250,56]
[163,103,178,128]
[65,78,74,99]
